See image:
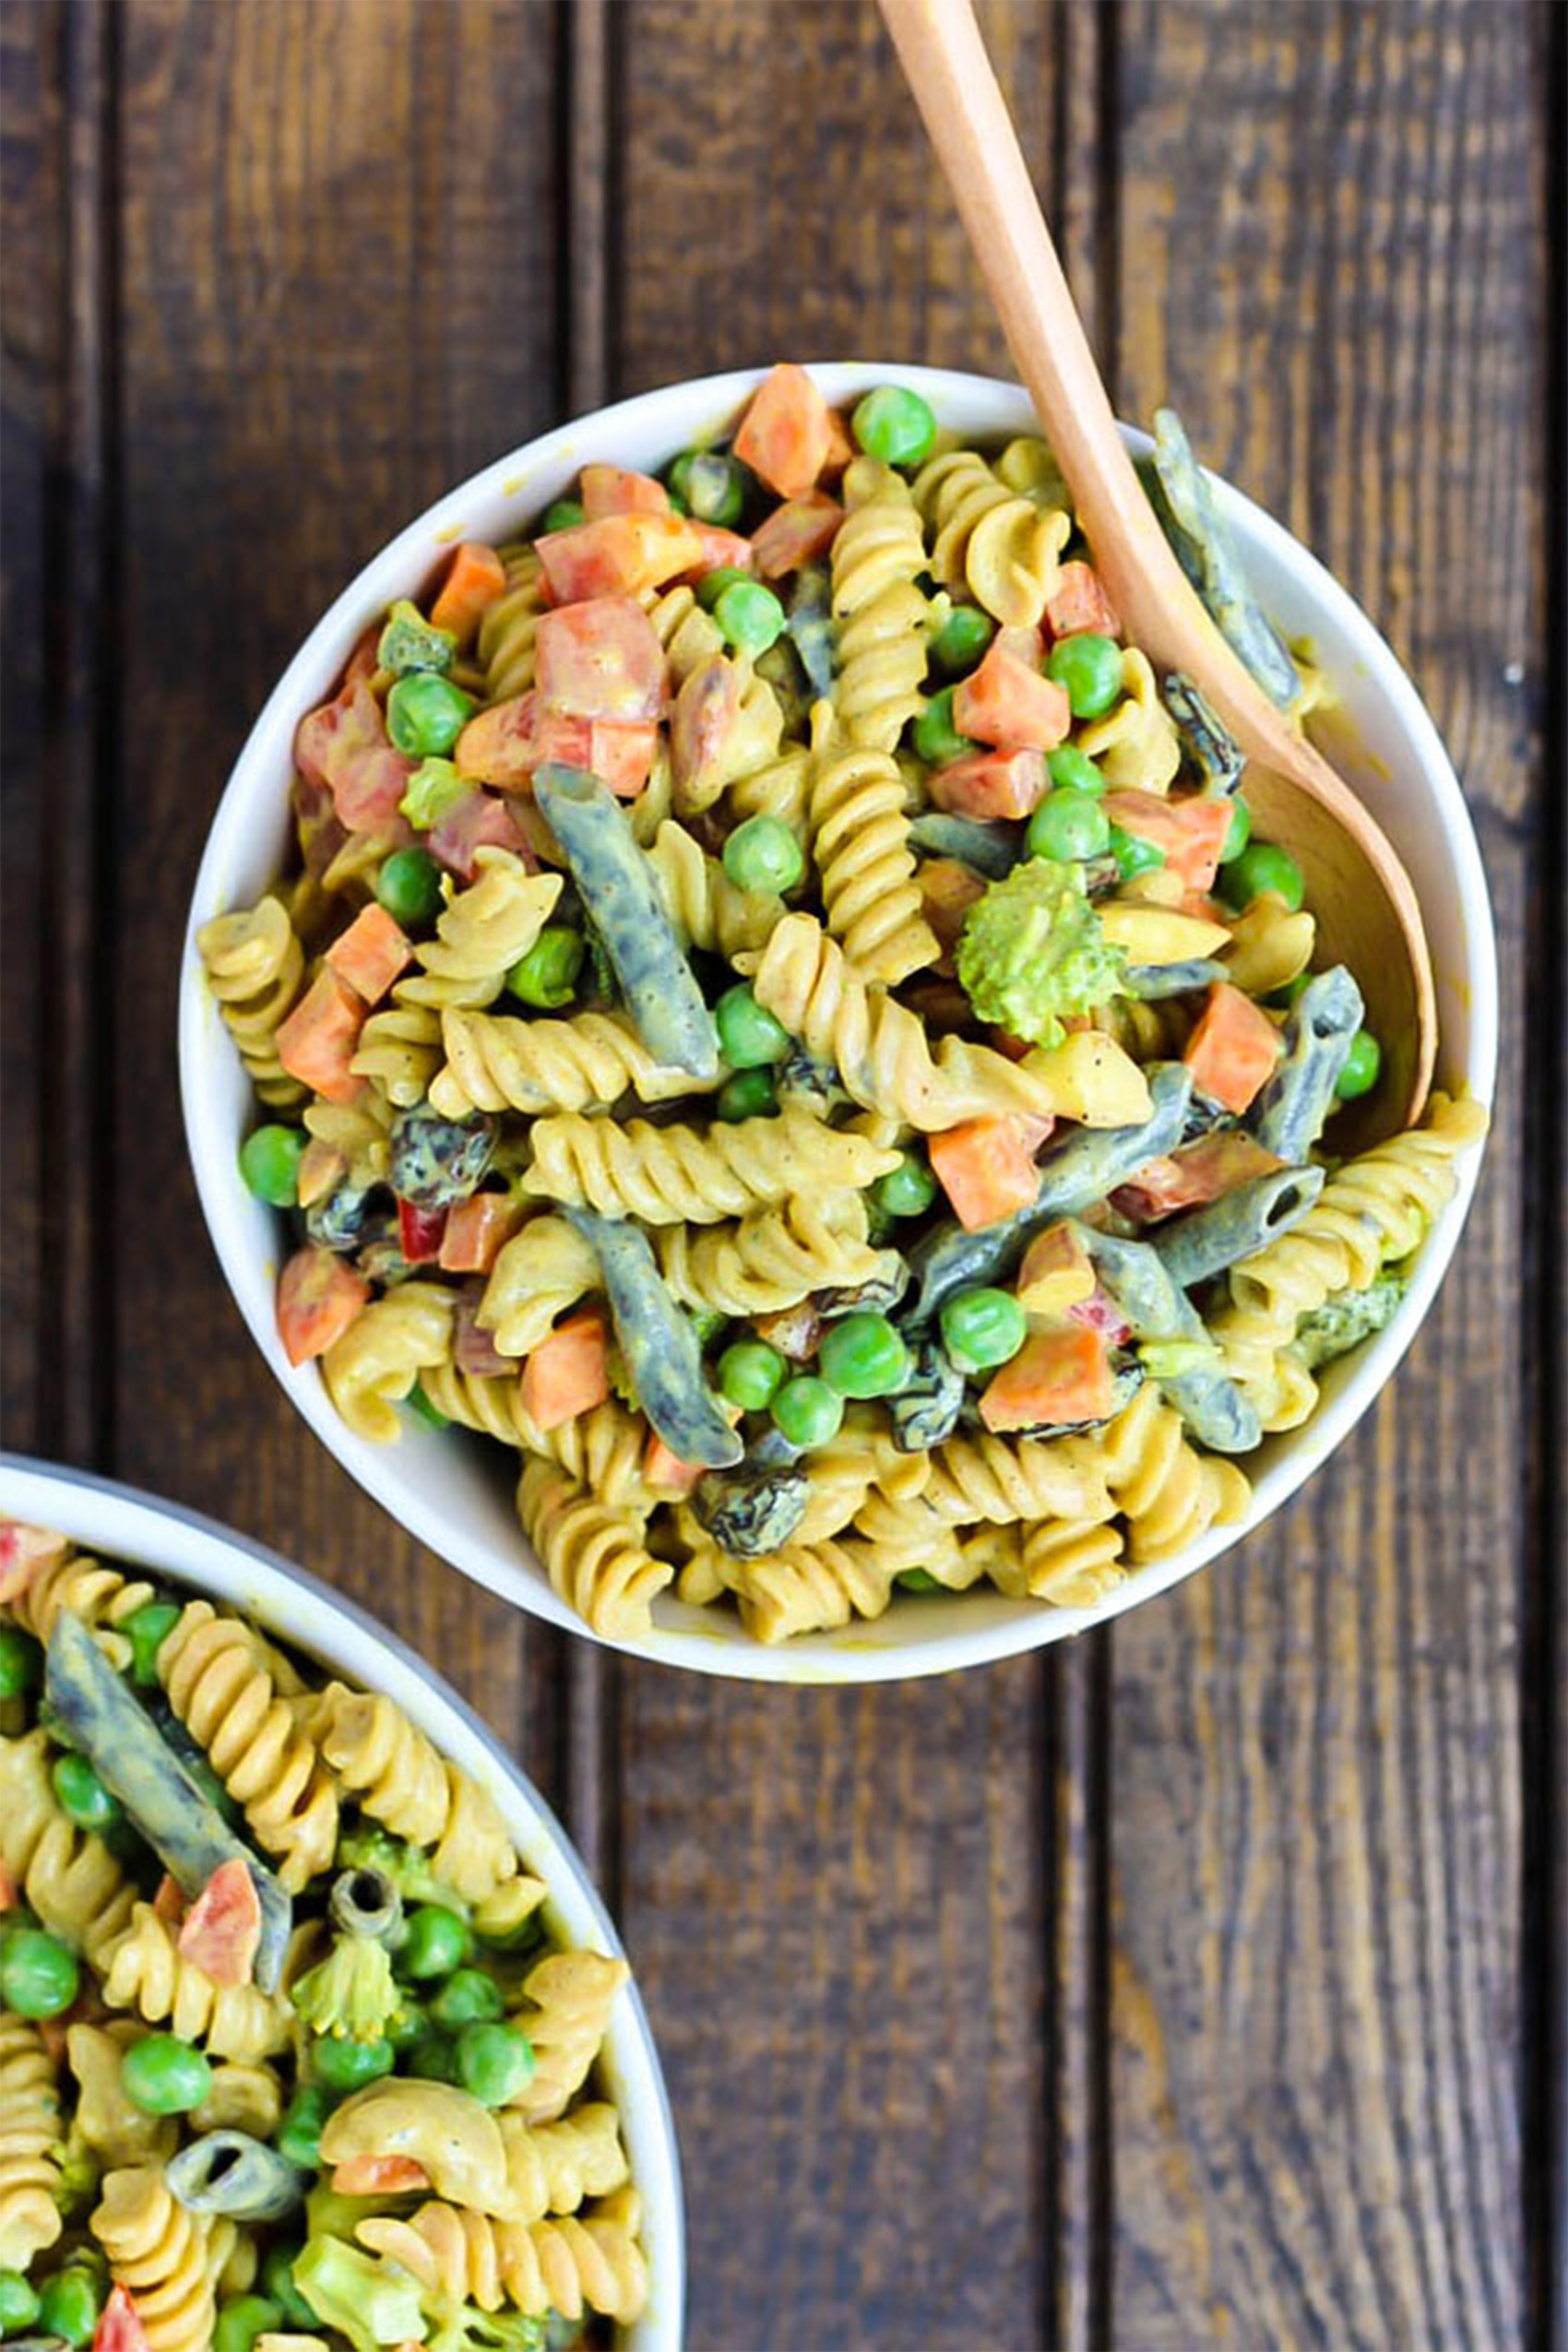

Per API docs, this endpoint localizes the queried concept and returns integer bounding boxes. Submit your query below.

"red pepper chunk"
[93,2285,151,2352]
[1044,560,1122,641]
[177,1857,261,1988]
[750,493,843,579]
[398,1199,449,1265]
[535,597,667,723]
[927,746,1049,822]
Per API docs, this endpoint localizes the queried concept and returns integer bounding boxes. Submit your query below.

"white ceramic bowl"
[0,1454,686,2350]
[180,362,1498,1684]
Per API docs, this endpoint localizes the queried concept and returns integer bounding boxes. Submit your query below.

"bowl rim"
[0,1451,687,2351]
[179,359,1498,1685]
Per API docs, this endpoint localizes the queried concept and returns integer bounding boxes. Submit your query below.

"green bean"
[565,1208,742,1469]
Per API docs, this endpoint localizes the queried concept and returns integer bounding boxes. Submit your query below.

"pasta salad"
[197,362,1486,1649]
[0,1519,647,2348]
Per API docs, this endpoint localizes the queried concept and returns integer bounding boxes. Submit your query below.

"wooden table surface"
[2,3,1562,2345]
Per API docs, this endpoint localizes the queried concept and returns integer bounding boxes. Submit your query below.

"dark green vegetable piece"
[276,2087,333,2173]
[912,686,977,768]
[239,1123,305,1208]
[123,1599,182,1686]
[215,2296,285,2352]
[399,1902,473,1980]
[909,810,1025,880]
[310,2033,394,2092]
[0,1622,42,1700]
[1294,1265,1411,1370]
[929,603,995,676]
[1162,670,1244,793]
[38,2263,103,2347]
[694,1463,811,1557]
[852,384,938,468]
[506,926,585,1011]
[44,1612,291,1992]
[1150,1165,1325,1289]
[897,1568,945,1594]
[389,1103,496,1207]
[564,1208,742,1468]
[1335,1028,1383,1101]
[908,1063,1194,1323]
[1144,411,1302,709]
[534,764,720,1082]
[887,1340,965,1453]
[431,1966,505,2029]
[168,2132,307,2221]
[786,564,836,698]
[1125,957,1228,1001]
[457,2019,536,2108]
[262,2241,319,2329]
[376,600,456,679]
[668,449,745,527]
[819,1312,910,1399]
[768,1377,844,1449]
[542,496,585,533]
[52,1750,122,1834]
[1247,966,1363,1161]
[1220,838,1304,913]
[305,1178,386,1254]
[1075,1226,1259,1453]
[716,1067,778,1122]
[0,2270,41,2331]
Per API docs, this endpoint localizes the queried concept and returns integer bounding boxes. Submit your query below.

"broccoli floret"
[377,598,457,679]
[424,2301,550,2352]
[1294,1265,1411,1371]
[291,1930,408,2045]
[956,858,1129,1050]
[53,2138,102,2219]
[292,2235,425,2351]
[336,1827,467,1916]
[399,756,469,831]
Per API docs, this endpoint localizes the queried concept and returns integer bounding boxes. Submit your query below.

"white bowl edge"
[179,362,1499,1686]
[0,1454,687,2350]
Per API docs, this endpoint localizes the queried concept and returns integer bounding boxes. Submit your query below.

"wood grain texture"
[1107,5,1546,2345]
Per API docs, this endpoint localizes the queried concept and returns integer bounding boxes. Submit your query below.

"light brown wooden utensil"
[877,0,1436,1136]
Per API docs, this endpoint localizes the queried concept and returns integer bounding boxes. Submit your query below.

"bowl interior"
[180,362,1498,1685]
[0,1455,686,2352]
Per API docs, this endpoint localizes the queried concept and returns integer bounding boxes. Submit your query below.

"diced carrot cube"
[643,1431,707,1496]
[750,493,843,579]
[535,598,666,723]
[429,541,507,647]
[928,1116,1039,1231]
[456,693,539,785]
[927,746,1049,821]
[536,513,703,603]
[326,903,413,1004]
[1101,789,1235,893]
[1016,1223,1097,1317]
[520,1308,611,1431]
[579,464,671,520]
[439,1194,525,1275]
[731,363,835,499]
[275,968,368,1105]
[151,1873,186,1926]
[1044,560,1122,641]
[820,403,855,481]
[980,1323,1115,1432]
[0,1860,18,1911]
[91,2283,150,2352]
[332,2154,432,2196]
[952,643,1072,751]
[277,1246,370,1366]
[1182,981,1283,1114]
[686,524,754,576]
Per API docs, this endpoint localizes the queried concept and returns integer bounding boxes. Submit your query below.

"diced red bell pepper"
[535,597,667,723]
[670,655,742,797]
[277,1246,370,1366]
[928,1115,1040,1230]
[579,464,670,520]
[276,969,368,1106]
[686,523,754,576]
[750,492,843,579]
[731,363,835,499]
[428,786,531,879]
[980,1323,1115,1432]
[177,1857,261,1988]
[456,695,539,786]
[952,643,1072,751]
[398,1198,449,1265]
[93,2285,151,2352]
[326,903,413,1004]
[428,541,507,647]
[439,1194,525,1275]
[536,512,703,602]
[0,1517,67,1604]
[1182,981,1283,1115]
[520,1308,610,1431]
[1101,789,1235,894]
[294,676,417,833]
[1067,1285,1134,1348]
[0,1860,18,1912]
[927,746,1049,821]
[1112,1132,1284,1221]
[1043,560,1122,641]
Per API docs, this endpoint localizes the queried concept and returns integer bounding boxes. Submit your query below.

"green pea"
[912,685,977,769]
[769,1374,845,1449]
[386,672,475,758]
[542,497,586,533]
[311,2032,395,2092]
[430,1966,505,2030]
[716,1068,778,1122]
[874,1152,938,1219]
[851,384,938,469]
[1335,1029,1383,1101]
[238,1123,306,1208]
[669,449,746,527]
[121,2032,213,2116]
[939,1286,1028,1373]
[386,1996,429,2049]
[715,982,791,1071]
[1220,839,1305,913]
[1046,631,1123,719]
[0,2268,42,2332]
[261,2244,318,2331]
[695,564,754,612]
[400,1904,472,1981]
[929,604,994,677]
[276,2085,334,2170]
[819,1312,911,1400]
[1109,824,1166,882]
[51,1751,121,1835]
[376,844,445,930]
[896,1568,944,1595]
[456,2019,536,2108]
[405,2029,459,2084]
[1219,795,1252,863]
[38,2264,103,2347]
[0,1925,77,2019]
[1026,789,1111,863]
[407,1382,451,1431]
[722,813,805,896]
[1046,743,1106,798]
[215,2294,284,2352]
[0,1623,42,1702]
[717,1340,788,1412]
[714,578,786,658]
[507,925,586,1009]
[122,1599,183,1686]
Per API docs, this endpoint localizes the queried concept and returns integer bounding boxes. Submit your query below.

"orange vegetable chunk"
[579,464,670,520]
[177,1857,261,1988]
[1102,789,1235,893]
[536,512,702,602]
[275,968,368,1105]
[643,1431,707,1496]
[921,858,987,964]
[92,2285,151,2352]
[332,2154,432,2196]
[0,1517,67,1604]
[1182,981,1283,1114]
[731,362,835,498]
[520,1308,611,1431]
[1044,560,1122,640]
[952,643,1072,750]
[928,1115,1039,1231]
[686,523,754,576]
[535,597,667,723]
[326,903,413,1004]
[980,1323,1114,1432]
[1114,1131,1282,1221]
[750,492,843,579]
[927,746,1049,821]
[429,542,507,647]
[439,1194,524,1276]
[1016,1223,1097,1316]
[277,1246,370,1366]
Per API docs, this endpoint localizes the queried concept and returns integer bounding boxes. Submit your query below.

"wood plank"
[1106,5,1546,2343]
[104,0,567,1774]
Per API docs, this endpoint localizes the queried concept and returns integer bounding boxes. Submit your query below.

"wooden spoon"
[877,0,1436,1137]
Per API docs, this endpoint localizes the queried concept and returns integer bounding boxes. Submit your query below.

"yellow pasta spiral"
[1097,1384,1252,1563]
[1219,889,1316,999]
[517,1458,669,1641]
[641,580,724,684]
[921,1433,1115,1528]
[911,447,1069,626]
[399,852,563,1010]
[6,1544,154,1670]
[350,987,445,1106]
[501,2101,629,2217]
[191,2061,285,2141]
[723,738,814,839]
[312,1685,518,1905]
[101,1905,291,2061]
[322,1281,458,1444]
[718,1536,898,1645]
[0,1727,137,1967]
[644,817,784,959]
[1076,647,1182,793]
[158,1600,339,1892]
[359,2187,648,2323]
[91,2164,224,2352]
[0,2013,62,2272]
[807,734,937,986]
[65,2022,176,2171]
[303,1086,394,1188]
[196,895,308,1107]
[1017,1518,1128,1608]
[477,542,547,703]
[651,1192,882,1315]
[511,1948,631,2123]
[521,1103,899,1225]
[830,457,935,754]
[477,1216,600,1357]
[430,1004,716,1121]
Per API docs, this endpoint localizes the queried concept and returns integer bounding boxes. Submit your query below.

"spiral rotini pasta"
[0,1726,137,1967]
[521,1103,898,1224]
[644,816,785,959]
[91,2165,226,2352]
[349,986,445,1106]
[359,2188,648,2322]
[302,1086,395,1189]
[6,1545,155,1671]
[808,734,938,985]
[430,1003,717,1120]
[650,1192,881,1315]
[196,896,308,1107]
[311,1684,518,1905]
[911,445,1069,625]
[921,1433,1115,1529]
[1097,1384,1252,1563]
[829,456,936,754]
[398,850,563,1009]
[1219,887,1316,998]
[518,1458,669,1641]
[322,1281,458,1443]
[1075,647,1182,792]
[477,542,547,702]
[0,2013,63,2272]
[478,1214,602,1355]
[101,1905,291,2061]
[510,1949,631,2123]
